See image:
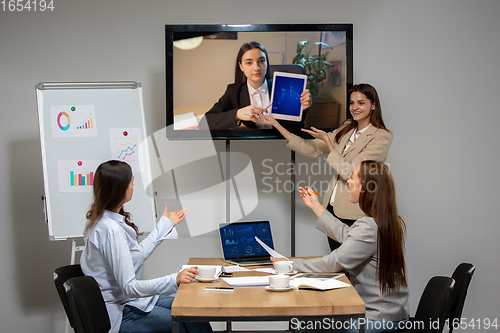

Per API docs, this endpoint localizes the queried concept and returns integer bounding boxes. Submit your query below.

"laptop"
[218,221,274,266]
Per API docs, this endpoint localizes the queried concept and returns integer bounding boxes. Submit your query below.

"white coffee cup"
[274,260,294,274]
[197,266,216,279]
[269,274,290,288]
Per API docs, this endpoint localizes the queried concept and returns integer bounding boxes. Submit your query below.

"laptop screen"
[219,221,274,260]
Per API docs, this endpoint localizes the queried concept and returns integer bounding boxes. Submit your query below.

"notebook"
[219,221,274,266]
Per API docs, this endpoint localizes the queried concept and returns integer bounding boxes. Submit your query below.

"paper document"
[252,267,275,274]
[293,273,345,280]
[255,236,287,259]
[174,112,198,130]
[222,276,270,287]
[223,266,251,273]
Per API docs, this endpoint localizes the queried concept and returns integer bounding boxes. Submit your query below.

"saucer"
[195,276,218,282]
[265,285,294,292]
[273,270,298,275]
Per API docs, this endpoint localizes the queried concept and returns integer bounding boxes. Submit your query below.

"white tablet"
[270,71,308,122]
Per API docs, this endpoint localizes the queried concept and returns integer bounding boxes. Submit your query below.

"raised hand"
[259,114,279,127]
[301,127,329,142]
[299,186,326,217]
[163,205,188,225]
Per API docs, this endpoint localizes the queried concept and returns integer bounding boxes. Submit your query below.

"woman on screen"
[262,83,392,251]
[274,161,409,333]
[80,160,212,333]
[203,41,312,129]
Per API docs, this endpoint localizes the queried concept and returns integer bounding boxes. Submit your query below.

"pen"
[307,186,319,195]
[204,286,235,291]
[244,103,274,117]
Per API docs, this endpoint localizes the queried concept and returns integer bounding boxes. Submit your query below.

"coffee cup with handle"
[197,266,216,279]
[274,260,294,274]
[269,274,290,288]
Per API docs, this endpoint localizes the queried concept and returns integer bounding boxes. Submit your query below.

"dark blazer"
[203,79,306,131]
[203,81,272,130]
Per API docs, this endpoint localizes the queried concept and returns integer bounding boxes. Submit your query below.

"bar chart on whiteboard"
[51,105,98,138]
[57,160,101,193]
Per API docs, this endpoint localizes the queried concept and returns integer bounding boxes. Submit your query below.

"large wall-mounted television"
[166,24,353,140]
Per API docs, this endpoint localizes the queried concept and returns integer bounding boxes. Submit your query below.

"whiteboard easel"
[36,81,156,240]
[37,81,157,333]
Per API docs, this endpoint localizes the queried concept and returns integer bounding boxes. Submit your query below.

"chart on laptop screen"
[220,222,274,259]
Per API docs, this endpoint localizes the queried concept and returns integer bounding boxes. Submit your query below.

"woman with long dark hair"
[273,160,408,332]
[203,41,312,129]
[81,160,212,333]
[262,83,392,251]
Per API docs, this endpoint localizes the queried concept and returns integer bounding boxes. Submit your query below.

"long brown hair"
[85,160,138,237]
[234,41,272,84]
[335,83,388,144]
[357,160,407,294]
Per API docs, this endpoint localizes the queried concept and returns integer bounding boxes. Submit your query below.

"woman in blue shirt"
[80,160,212,333]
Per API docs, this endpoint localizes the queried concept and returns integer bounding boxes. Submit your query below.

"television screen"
[166,24,353,140]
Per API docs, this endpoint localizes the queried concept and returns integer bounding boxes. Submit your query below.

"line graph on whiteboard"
[116,138,138,161]
[109,128,142,172]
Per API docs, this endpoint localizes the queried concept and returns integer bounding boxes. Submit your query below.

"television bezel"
[165,23,353,140]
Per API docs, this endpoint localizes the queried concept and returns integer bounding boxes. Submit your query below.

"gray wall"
[1,0,499,332]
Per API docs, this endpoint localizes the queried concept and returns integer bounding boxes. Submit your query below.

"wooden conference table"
[171,258,366,333]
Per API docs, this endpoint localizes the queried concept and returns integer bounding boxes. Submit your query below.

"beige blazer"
[287,123,392,220]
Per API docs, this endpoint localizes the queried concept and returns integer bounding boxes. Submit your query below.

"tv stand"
[224,140,297,257]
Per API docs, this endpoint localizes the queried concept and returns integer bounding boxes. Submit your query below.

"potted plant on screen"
[292,40,335,98]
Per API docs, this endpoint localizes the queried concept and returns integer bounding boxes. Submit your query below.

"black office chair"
[54,264,84,330]
[448,263,475,333]
[269,64,305,76]
[65,276,111,333]
[395,276,455,333]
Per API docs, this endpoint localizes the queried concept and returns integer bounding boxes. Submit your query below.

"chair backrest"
[414,276,455,333]
[448,263,475,333]
[269,64,305,77]
[65,276,111,333]
[54,264,84,329]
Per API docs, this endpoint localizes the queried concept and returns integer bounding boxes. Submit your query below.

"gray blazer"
[286,122,392,220]
[293,211,409,322]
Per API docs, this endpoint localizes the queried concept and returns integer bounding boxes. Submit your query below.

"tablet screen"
[270,72,307,122]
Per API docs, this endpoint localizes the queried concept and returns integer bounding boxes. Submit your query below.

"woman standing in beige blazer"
[262,83,392,250]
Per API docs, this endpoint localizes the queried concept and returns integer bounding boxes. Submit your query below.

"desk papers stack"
[174,112,198,130]
[222,276,270,287]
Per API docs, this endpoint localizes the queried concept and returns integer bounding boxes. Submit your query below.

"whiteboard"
[36,82,156,240]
